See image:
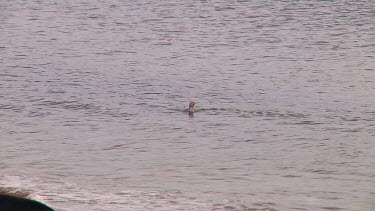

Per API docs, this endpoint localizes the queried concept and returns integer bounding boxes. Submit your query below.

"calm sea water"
[1,0,375,210]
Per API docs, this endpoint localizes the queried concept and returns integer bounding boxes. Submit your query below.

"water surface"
[1,0,375,210]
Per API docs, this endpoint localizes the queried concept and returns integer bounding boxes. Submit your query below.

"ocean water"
[1,0,375,210]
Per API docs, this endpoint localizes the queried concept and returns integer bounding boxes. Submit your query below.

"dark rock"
[0,193,54,211]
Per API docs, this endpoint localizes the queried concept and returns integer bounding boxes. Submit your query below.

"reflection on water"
[1,0,375,210]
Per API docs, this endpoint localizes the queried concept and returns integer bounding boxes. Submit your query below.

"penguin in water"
[0,193,54,211]
[188,101,196,116]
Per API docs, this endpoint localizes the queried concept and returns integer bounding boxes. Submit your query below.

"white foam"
[0,174,266,211]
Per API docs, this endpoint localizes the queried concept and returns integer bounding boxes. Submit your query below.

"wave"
[0,175,277,211]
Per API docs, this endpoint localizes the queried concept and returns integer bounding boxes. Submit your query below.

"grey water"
[1,0,375,210]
